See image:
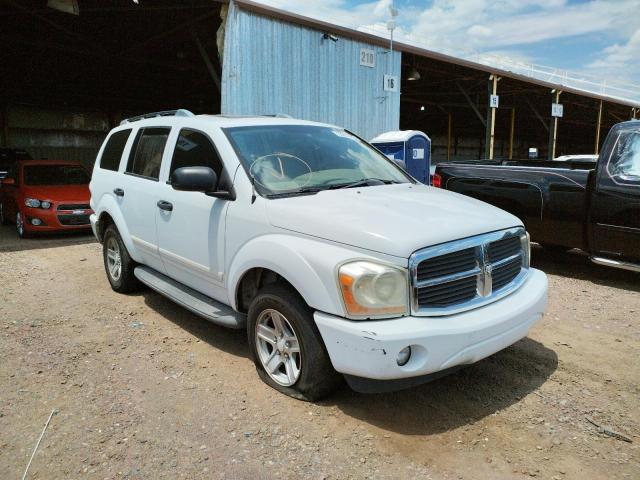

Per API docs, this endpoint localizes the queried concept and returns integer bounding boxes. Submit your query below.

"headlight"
[25,198,41,208]
[338,261,408,318]
[520,231,531,268]
[40,200,51,209]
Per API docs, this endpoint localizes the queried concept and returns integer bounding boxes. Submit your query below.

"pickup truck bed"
[434,120,640,270]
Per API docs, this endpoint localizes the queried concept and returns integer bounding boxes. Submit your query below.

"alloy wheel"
[106,237,122,281]
[255,308,302,386]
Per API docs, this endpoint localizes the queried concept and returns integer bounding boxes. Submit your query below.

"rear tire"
[247,283,342,401]
[102,224,140,293]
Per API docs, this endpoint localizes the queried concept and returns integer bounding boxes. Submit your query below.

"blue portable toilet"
[370,131,431,184]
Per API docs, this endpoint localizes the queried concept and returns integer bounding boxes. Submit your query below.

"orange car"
[0,160,93,238]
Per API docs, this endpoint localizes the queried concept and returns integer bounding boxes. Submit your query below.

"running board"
[590,256,640,273]
[134,266,246,329]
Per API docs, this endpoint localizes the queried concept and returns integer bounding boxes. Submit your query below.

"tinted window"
[24,165,90,186]
[169,129,223,178]
[100,129,131,171]
[126,127,170,180]
[610,130,640,180]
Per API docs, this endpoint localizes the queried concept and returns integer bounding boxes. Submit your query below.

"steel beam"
[595,99,603,154]
[456,81,486,128]
[509,108,515,160]
[548,90,561,160]
[524,97,549,132]
[192,32,221,94]
[484,75,499,160]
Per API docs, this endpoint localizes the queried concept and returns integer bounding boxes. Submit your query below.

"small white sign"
[359,48,375,68]
[551,103,564,117]
[412,148,425,160]
[383,74,398,92]
[490,94,499,108]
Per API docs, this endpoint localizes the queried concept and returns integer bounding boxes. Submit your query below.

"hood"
[23,184,90,203]
[266,184,521,258]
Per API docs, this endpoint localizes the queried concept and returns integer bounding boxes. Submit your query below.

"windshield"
[224,125,412,196]
[24,165,90,186]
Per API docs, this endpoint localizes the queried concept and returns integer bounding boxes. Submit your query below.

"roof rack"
[120,109,194,125]
[262,113,293,118]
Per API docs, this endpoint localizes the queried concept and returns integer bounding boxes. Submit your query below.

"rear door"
[119,126,172,273]
[155,128,229,300]
[590,125,640,261]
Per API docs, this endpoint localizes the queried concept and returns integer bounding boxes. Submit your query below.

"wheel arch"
[94,196,141,263]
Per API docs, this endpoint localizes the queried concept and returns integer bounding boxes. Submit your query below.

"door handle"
[113,188,125,197]
[157,200,173,212]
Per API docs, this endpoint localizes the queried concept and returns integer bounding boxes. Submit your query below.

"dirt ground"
[1,225,638,480]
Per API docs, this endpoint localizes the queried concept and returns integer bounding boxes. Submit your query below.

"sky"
[254,0,640,88]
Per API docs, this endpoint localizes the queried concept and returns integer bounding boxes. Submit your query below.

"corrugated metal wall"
[6,105,109,170]
[222,1,401,141]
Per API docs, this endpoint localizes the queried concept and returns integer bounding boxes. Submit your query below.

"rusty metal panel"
[222,1,401,140]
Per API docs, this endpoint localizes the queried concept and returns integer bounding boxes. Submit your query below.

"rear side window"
[100,129,131,171]
[126,127,170,180]
[169,129,223,178]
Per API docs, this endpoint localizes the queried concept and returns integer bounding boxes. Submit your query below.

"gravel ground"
[0,226,638,479]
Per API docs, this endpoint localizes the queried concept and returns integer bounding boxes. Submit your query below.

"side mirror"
[170,167,218,193]
[1,177,15,185]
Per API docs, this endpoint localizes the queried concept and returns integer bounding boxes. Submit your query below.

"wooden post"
[548,90,561,160]
[632,107,637,120]
[484,75,499,160]
[595,99,603,154]
[447,113,452,161]
[509,107,515,159]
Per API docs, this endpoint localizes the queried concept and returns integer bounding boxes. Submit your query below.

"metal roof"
[234,0,640,108]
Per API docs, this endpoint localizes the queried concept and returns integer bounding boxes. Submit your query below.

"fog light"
[396,346,411,366]
[31,218,42,226]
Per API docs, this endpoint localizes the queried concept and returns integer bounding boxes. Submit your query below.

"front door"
[590,125,640,262]
[156,128,228,300]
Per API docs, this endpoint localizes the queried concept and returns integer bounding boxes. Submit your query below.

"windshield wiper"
[265,186,323,198]
[332,178,401,189]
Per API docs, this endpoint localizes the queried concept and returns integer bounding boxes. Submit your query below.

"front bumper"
[314,268,547,386]
[23,206,93,232]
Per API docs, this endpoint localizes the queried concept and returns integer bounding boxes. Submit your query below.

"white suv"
[89,110,548,400]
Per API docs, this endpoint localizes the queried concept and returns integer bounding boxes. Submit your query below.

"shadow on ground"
[0,224,95,252]
[531,245,639,292]
[141,287,558,436]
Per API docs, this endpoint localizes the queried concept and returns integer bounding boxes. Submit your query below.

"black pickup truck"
[434,120,640,272]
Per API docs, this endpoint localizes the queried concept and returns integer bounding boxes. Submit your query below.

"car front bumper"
[314,268,547,388]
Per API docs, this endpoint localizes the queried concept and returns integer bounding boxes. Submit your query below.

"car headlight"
[520,231,531,268]
[40,200,51,209]
[338,261,408,318]
[25,198,41,208]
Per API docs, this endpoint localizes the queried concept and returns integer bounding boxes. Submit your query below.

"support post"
[192,32,221,94]
[447,113,452,161]
[484,75,499,160]
[632,107,638,120]
[595,99,603,154]
[509,107,515,160]
[548,90,561,160]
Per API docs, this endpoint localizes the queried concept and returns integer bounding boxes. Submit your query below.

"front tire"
[102,224,140,293]
[247,283,342,401]
[16,211,29,238]
[0,202,9,225]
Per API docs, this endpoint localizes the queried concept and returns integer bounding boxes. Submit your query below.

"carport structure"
[0,0,227,167]
[1,0,638,168]
[399,51,639,162]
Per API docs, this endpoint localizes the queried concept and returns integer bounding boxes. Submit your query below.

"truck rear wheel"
[102,224,140,293]
[247,283,342,401]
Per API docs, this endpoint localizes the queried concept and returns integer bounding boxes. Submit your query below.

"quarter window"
[100,129,131,171]
[169,129,223,179]
[126,127,170,180]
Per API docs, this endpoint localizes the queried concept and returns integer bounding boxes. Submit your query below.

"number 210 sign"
[384,75,398,92]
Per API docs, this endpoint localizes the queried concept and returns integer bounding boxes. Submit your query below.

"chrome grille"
[410,227,529,315]
[57,203,90,211]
